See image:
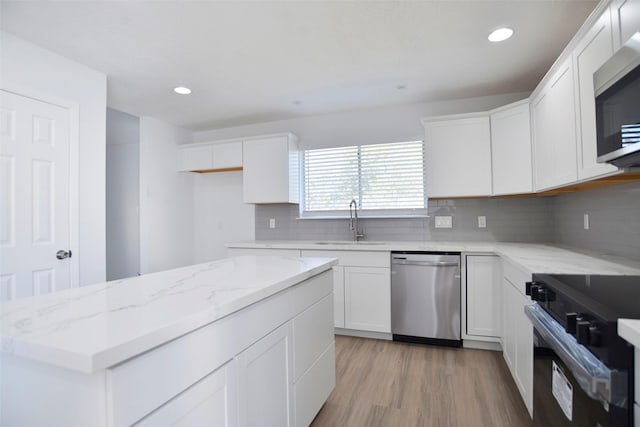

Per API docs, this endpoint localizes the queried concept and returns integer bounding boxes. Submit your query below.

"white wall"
[106,108,140,280]
[1,32,107,286]
[139,117,194,274]
[193,92,530,149]
[193,171,255,262]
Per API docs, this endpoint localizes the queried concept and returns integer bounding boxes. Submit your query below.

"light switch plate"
[478,216,487,228]
[583,213,589,230]
[435,215,453,228]
[269,218,276,229]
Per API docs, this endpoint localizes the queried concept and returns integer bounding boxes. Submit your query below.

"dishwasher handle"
[392,259,459,267]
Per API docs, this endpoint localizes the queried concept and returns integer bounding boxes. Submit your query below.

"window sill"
[297,214,430,220]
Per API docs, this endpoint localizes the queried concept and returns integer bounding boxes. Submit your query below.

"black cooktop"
[532,274,640,321]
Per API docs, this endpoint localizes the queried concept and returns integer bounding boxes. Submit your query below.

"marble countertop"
[0,255,336,373]
[227,240,640,276]
[618,319,640,348]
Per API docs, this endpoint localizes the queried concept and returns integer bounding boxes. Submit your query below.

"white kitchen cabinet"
[423,114,492,198]
[344,266,391,333]
[178,141,243,172]
[502,259,533,417]
[466,255,502,339]
[531,56,579,191]
[611,0,640,49]
[574,8,619,180]
[243,133,299,204]
[137,360,237,427]
[490,101,533,195]
[332,266,345,328]
[237,322,293,427]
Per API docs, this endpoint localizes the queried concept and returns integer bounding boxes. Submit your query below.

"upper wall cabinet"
[243,133,299,204]
[574,8,619,180]
[611,0,640,50]
[490,100,533,195]
[422,114,492,198]
[178,141,243,172]
[531,56,579,191]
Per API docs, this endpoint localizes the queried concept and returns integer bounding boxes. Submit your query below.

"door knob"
[56,250,72,260]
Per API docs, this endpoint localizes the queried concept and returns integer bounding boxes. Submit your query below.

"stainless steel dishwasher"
[391,252,461,347]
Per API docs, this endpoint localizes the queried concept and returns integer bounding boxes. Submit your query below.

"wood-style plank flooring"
[311,336,532,427]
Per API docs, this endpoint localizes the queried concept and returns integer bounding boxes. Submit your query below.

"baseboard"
[463,340,502,351]
[334,328,392,341]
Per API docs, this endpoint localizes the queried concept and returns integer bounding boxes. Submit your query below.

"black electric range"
[525,274,640,426]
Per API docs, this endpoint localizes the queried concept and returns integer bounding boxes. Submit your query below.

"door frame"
[1,82,81,288]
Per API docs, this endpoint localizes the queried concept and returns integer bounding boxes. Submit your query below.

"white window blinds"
[302,141,426,216]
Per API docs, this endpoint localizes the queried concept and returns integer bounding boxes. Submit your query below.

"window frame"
[299,140,428,219]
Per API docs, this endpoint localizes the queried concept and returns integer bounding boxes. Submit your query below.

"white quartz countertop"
[0,255,336,373]
[227,241,640,276]
[618,319,640,348]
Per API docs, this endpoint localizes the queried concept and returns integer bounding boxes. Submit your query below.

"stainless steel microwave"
[594,32,640,168]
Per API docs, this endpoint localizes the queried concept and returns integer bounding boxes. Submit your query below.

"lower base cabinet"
[502,261,533,417]
[237,323,294,427]
[344,266,391,333]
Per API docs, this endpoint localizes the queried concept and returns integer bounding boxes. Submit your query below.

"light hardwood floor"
[311,336,532,427]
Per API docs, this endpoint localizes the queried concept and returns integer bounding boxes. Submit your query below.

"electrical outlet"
[435,215,453,229]
[583,213,589,230]
[478,216,487,228]
[269,218,276,229]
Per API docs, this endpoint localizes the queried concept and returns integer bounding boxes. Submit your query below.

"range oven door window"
[525,304,630,427]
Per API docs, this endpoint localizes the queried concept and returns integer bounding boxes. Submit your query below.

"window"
[301,141,426,217]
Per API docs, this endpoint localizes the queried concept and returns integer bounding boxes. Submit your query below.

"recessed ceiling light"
[174,86,192,95]
[488,27,514,43]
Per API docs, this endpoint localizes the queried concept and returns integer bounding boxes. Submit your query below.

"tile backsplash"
[255,181,640,261]
[255,197,556,243]
[553,181,640,261]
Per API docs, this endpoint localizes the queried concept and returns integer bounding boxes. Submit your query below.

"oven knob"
[576,320,591,345]
[530,285,540,301]
[589,326,602,347]
[525,281,538,296]
[565,313,578,334]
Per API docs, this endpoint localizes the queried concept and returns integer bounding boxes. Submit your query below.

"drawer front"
[291,270,332,317]
[502,258,532,297]
[293,294,334,381]
[107,289,294,426]
[301,250,390,268]
[294,342,336,427]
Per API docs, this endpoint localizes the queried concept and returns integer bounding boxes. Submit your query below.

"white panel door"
[344,266,391,333]
[466,255,501,338]
[0,90,71,300]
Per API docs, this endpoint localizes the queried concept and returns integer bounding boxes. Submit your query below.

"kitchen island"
[1,255,337,426]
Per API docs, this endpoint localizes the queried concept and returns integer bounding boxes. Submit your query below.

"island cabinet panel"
[465,255,502,339]
[237,322,294,427]
[136,360,237,427]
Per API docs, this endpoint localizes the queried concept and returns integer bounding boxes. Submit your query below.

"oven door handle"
[524,303,628,408]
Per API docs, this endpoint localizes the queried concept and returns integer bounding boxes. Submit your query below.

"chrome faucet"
[349,199,365,241]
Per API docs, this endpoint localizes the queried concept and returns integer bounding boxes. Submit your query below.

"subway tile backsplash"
[255,181,640,261]
[255,197,556,243]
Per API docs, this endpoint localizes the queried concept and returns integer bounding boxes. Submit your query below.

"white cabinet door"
[515,291,534,415]
[243,134,299,204]
[237,322,293,427]
[423,115,492,197]
[344,267,391,333]
[490,101,533,195]
[136,361,237,427]
[178,145,213,172]
[574,8,619,180]
[502,277,517,374]
[466,255,501,338]
[532,57,579,191]
[212,142,243,170]
[332,266,345,328]
[612,0,640,49]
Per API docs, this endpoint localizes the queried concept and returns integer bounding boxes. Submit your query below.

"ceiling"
[1,1,598,131]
